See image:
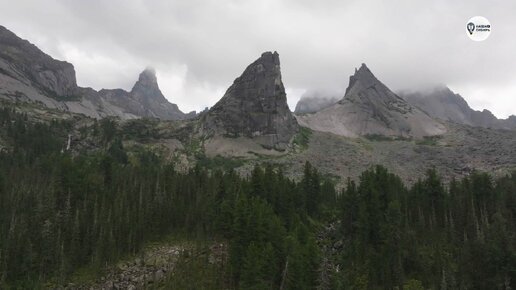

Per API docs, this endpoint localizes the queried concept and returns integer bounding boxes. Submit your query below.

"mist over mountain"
[400,86,516,130]
[294,90,340,114]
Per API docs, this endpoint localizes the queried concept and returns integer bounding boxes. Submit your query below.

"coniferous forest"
[0,107,514,289]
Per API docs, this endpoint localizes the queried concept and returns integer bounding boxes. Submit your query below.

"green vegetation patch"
[121,118,160,141]
[364,134,412,142]
[293,126,313,149]
[196,154,245,170]
[415,135,442,146]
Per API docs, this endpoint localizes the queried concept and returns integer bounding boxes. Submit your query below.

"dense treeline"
[0,108,330,289]
[337,166,515,289]
[0,107,514,289]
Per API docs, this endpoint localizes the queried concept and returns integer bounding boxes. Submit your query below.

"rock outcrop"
[297,64,446,138]
[508,115,516,127]
[201,51,298,150]
[0,25,192,120]
[64,242,228,290]
[400,86,516,130]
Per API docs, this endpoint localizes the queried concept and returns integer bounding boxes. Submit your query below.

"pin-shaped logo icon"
[467,22,475,35]
[466,16,491,41]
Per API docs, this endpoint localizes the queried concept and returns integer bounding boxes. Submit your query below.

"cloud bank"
[1,0,514,117]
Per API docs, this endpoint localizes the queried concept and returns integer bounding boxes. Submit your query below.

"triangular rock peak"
[201,51,298,150]
[346,63,378,95]
[129,67,170,107]
[297,64,446,138]
[99,67,193,120]
[131,67,164,100]
[339,63,413,113]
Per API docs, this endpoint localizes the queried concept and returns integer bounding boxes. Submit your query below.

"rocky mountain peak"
[342,63,406,105]
[130,67,164,101]
[400,86,515,130]
[345,63,387,97]
[355,63,373,78]
[201,51,298,150]
[261,51,280,64]
[107,67,193,119]
[403,86,471,113]
[234,51,281,88]
[0,26,192,120]
[431,86,469,106]
[297,64,446,138]
[138,67,158,84]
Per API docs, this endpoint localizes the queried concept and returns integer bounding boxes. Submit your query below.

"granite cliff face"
[297,64,446,138]
[0,26,77,99]
[400,86,516,130]
[201,51,298,150]
[0,25,192,120]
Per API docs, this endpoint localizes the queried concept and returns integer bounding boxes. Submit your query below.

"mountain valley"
[0,24,515,289]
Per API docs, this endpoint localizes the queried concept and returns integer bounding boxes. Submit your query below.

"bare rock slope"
[297,64,446,138]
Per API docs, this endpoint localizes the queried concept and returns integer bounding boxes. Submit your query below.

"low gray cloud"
[294,89,342,114]
[1,0,514,117]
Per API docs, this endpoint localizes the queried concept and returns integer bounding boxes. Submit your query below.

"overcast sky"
[1,0,515,117]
